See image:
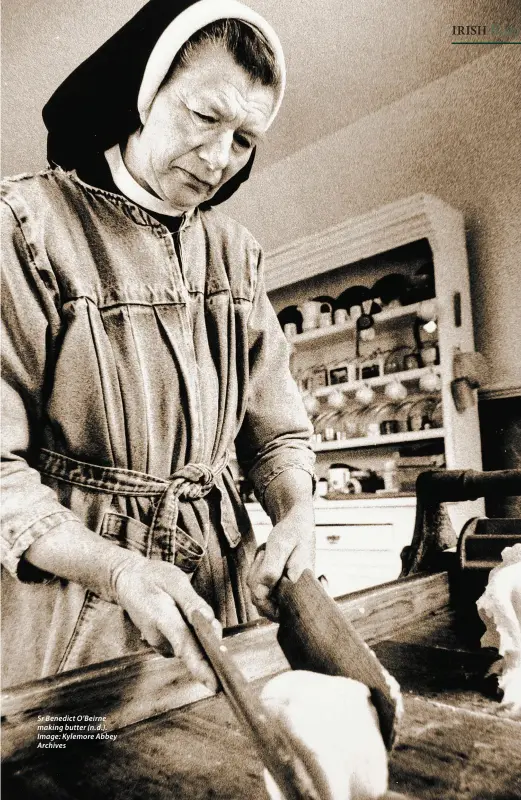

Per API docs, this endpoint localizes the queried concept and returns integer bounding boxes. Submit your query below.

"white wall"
[225,48,521,393]
[1,0,144,176]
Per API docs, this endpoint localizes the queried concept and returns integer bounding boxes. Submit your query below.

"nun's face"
[125,42,276,210]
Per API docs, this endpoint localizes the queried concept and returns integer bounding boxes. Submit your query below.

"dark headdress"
[42,0,285,206]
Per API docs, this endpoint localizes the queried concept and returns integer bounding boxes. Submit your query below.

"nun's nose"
[198,130,234,172]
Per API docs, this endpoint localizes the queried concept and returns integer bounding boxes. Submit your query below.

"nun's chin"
[159,170,217,209]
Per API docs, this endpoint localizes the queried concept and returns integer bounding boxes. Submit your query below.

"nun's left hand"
[247,471,315,620]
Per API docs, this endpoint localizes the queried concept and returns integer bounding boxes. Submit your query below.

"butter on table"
[260,670,388,800]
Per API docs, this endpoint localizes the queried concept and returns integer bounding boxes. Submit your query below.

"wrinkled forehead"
[138,1,286,129]
[165,43,277,131]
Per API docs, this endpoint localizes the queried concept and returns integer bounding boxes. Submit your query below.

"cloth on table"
[477,543,521,717]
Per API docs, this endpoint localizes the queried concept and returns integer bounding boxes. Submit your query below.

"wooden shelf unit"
[289,301,423,345]
[313,428,445,452]
[314,365,441,397]
[263,194,484,536]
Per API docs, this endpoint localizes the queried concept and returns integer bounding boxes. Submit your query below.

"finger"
[137,591,220,690]
[138,626,171,654]
[167,571,218,629]
[156,597,218,692]
[247,551,271,615]
[119,584,176,653]
[177,624,219,693]
[248,540,294,620]
[252,535,296,597]
[247,547,266,593]
[248,572,280,620]
[156,580,221,683]
[252,544,266,572]
[142,566,221,687]
[252,585,279,621]
[285,542,316,583]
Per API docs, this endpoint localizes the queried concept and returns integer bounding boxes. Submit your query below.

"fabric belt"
[38,448,233,570]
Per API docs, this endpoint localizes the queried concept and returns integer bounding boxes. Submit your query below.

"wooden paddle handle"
[191,610,321,800]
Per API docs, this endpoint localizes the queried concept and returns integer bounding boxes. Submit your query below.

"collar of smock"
[104,143,195,222]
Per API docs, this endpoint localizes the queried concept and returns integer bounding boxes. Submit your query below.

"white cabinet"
[246,498,416,598]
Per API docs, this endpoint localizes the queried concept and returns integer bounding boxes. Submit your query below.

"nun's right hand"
[111,554,221,691]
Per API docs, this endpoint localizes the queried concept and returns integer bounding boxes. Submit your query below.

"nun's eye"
[193,110,217,124]
[234,133,253,150]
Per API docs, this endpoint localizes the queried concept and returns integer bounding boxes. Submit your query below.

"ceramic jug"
[298,300,332,331]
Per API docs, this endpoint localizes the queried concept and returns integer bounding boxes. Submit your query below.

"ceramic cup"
[366,422,380,438]
[298,300,322,331]
[420,345,438,366]
[283,322,298,339]
[404,353,419,370]
[317,479,328,497]
[327,465,351,492]
[419,370,441,392]
[319,310,333,328]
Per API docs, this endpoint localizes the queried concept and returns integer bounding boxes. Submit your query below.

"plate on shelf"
[277,305,303,333]
[334,285,371,312]
[371,273,408,307]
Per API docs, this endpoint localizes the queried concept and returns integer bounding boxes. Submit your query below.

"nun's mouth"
[177,168,216,192]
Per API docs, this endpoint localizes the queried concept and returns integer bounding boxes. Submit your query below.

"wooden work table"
[2,571,521,800]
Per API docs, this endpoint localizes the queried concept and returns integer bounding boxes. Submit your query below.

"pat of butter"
[260,670,388,800]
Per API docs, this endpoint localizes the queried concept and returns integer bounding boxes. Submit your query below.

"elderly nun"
[1,0,315,689]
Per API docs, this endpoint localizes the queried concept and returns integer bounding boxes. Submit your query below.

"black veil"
[42,0,256,205]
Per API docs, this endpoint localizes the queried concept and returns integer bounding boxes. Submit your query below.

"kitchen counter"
[246,496,417,597]
[246,494,417,510]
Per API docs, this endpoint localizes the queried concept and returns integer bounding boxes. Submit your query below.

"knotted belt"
[38,448,231,572]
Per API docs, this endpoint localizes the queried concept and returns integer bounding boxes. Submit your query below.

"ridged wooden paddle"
[276,569,402,750]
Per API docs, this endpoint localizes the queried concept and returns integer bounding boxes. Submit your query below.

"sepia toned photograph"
[1,0,520,797]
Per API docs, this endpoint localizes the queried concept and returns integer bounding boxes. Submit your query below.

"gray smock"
[0,168,314,686]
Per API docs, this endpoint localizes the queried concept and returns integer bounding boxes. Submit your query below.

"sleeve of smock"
[1,197,85,580]
[234,250,316,505]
